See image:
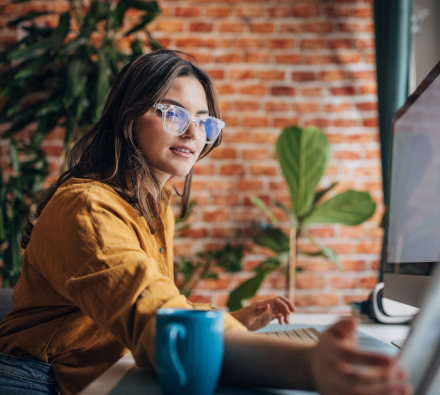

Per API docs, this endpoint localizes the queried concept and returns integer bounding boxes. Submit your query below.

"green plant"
[0,0,161,286]
[227,126,377,311]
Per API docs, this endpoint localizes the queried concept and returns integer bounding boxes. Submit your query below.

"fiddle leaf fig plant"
[227,126,377,311]
[0,0,161,286]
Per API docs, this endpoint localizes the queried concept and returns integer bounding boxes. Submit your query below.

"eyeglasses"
[153,103,225,144]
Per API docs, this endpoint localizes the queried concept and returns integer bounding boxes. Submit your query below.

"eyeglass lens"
[165,108,219,142]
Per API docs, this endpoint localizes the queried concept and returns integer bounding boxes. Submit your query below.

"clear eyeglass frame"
[153,103,225,145]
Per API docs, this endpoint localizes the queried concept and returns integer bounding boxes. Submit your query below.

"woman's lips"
[170,147,193,158]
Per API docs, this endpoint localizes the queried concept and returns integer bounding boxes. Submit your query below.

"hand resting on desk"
[221,318,412,395]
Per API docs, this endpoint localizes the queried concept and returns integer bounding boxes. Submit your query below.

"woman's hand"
[312,318,413,395]
[230,296,295,331]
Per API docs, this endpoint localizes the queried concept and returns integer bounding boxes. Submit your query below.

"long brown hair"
[20,49,222,248]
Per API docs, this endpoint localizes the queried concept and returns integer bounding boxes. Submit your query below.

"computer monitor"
[383,61,440,308]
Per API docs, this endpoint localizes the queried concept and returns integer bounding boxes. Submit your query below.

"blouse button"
[139,292,146,299]
[159,247,165,253]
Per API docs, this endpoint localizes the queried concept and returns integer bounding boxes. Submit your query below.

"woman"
[0,50,411,395]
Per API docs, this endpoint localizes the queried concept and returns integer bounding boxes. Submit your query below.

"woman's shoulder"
[50,177,137,215]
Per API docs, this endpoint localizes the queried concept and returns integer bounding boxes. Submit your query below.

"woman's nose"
[182,120,199,140]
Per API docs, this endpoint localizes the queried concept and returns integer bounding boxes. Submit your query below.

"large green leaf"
[227,270,270,312]
[303,190,376,226]
[252,225,290,253]
[7,11,49,27]
[51,12,70,49]
[276,126,331,217]
[93,49,111,123]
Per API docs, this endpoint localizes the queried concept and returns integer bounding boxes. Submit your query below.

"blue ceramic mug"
[155,309,224,395]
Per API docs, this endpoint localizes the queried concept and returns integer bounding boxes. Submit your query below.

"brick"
[156,20,183,32]
[221,115,238,126]
[265,102,290,112]
[271,86,295,96]
[300,87,322,97]
[334,150,360,160]
[215,53,241,63]
[304,118,330,128]
[223,130,251,143]
[242,149,269,160]
[293,5,320,17]
[193,164,214,175]
[238,180,263,190]
[351,70,376,80]
[325,242,353,254]
[230,69,256,80]
[306,55,332,65]
[331,86,356,95]
[253,133,278,144]
[250,23,274,33]
[342,260,367,271]
[202,210,230,222]
[363,117,378,127]
[235,6,261,17]
[269,181,287,191]
[175,7,200,17]
[339,22,368,32]
[41,145,63,157]
[360,84,377,94]
[209,148,237,159]
[240,85,266,95]
[356,102,377,111]
[189,22,213,32]
[212,195,239,205]
[205,180,236,191]
[244,52,270,64]
[175,37,202,48]
[308,227,335,238]
[233,100,260,110]
[306,22,334,33]
[296,275,325,289]
[294,103,320,113]
[280,23,307,33]
[300,39,325,49]
[273,117,299,127]
[334,51,361,64]
[360,276,378,289]
[358,241,382,254]
[206,6,230,17]
[320,70,347,81]
[207,69,224,79]
[332,119,360,127]
[266,6,291,18]
[329,38,353,49]
[353,7,373,18]
[325,6,350,17]
[216,84,235,94]
[204,38,232,48]
[275,54,301,64]
[250,164,277,176]
[180,228,208,239]
[329,276,357,289]
[243,116,268,127]
[219,22,243,32]
[291,72,316,82]
[236,38,264,48]
[325,103,351,112]
[268,39,295,49]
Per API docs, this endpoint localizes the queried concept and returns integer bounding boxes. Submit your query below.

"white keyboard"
[262,327,321,343]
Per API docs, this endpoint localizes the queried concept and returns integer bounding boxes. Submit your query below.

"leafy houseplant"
[227,126,377,311]
[0,0,161,286]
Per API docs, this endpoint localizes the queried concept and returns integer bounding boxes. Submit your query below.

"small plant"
[227,126,377,311]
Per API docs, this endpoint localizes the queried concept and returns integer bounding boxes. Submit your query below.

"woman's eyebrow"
[161,99,209,115]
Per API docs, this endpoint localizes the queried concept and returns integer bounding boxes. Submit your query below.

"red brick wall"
[0,0,382,313]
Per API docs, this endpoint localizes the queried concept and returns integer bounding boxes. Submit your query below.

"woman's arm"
[221,318,412,395]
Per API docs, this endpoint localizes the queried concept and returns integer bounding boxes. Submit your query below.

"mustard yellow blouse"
[0,178,246,395]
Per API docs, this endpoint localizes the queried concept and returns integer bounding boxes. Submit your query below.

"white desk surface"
[79,314,410,395]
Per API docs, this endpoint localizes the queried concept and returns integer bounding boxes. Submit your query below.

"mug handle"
[165,323,187,387]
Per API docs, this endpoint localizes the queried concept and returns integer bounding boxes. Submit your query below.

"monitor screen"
[384,61,440,308]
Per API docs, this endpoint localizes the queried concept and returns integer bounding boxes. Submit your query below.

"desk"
[78,314,410,395]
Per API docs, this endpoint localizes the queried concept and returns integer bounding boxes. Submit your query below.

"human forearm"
[221,330,316,391]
